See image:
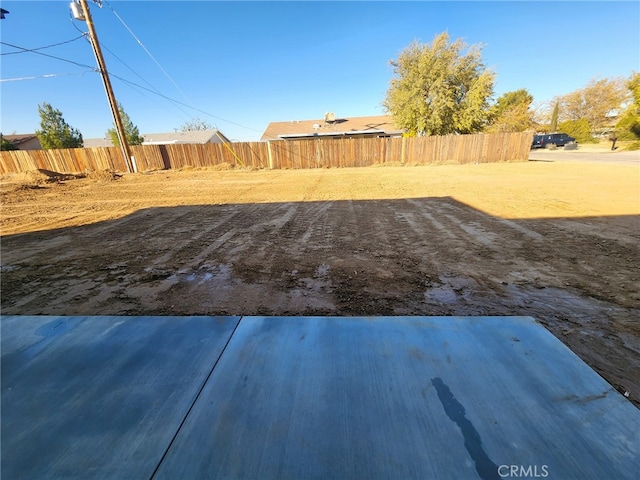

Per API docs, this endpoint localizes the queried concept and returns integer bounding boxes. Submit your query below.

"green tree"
[35,102,83,149]
[550,102,559,132]
[180,117,214,131]
[558,118,596,143]
[383,32,495,136]
[486,89,534,133]
[107,103,144,146]
[616,72,640,140]
[0,134,18,151]
[555,76,627,131]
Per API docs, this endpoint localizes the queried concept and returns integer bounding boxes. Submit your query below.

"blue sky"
[1,1,639,141]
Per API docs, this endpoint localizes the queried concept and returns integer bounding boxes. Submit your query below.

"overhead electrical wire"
[2,39,306,158]
[111,70,302,158]
[2,23,279,144]
[0,38,245,133]
[69,13,194,124]
[103,0,192,106]
[108,72,263,134]
[0,41,95,70]
[0,35,86,55]
[74,2,281,140]
[99,43,194,121]
[71,8,202,126]
[0,71,92,82]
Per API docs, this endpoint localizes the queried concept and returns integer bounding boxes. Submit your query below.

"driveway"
[529,148,640,166]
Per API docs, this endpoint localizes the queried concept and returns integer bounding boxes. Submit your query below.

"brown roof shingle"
[1,134,42,150]
[261,115,403,141]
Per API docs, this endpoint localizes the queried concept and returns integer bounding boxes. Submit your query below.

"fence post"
[401,136,406,164]
[267,141,274,169]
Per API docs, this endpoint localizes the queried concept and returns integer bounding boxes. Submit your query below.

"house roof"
[142,129,230,145]
[2,133,39,146]
[261,115,404,141]
[83,129,231,148]
[83,137,114,148]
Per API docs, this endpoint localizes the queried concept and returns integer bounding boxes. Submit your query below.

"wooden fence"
[0,132,533,175]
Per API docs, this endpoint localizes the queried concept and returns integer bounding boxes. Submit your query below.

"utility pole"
[77,0,135,173]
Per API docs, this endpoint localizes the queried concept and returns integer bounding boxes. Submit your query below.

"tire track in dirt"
[1,206,247,314]
[112,205,255,312]
[381,199,634,320]
[268,199,436,316]
[221,201,337,313]
[119,202,336,315]
[392,198,640,402]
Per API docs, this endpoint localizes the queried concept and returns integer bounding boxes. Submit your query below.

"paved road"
[529,148,640,166]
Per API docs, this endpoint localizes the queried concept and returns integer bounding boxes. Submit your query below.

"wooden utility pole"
[79,0,134,173]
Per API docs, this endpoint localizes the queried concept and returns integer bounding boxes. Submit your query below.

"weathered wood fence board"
[0,132,533,175]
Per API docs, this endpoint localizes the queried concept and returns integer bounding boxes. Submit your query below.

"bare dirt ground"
[1,162,639,406]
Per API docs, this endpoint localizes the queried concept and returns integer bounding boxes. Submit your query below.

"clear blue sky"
[1,1,639,141]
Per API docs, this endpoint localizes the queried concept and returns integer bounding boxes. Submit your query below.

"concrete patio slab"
[154,316,639,479]
[2,315,638,479]
[1,315,240,479]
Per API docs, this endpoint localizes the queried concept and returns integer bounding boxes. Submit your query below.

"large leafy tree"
[383,32,495,136]
[554,76,627,130]
[35,102,83,149]
[107,103,144,146]
[549,102,559,132]
[486,89,534,133]
[616,72,640,140]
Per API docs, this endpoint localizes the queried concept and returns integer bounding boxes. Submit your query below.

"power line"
[99,42,193,121]
[70,12,181,137]
[0,35,86,55]
[78,2,270,138]
[1,39,207,128]
[103,0,192,106]
[0,41,95,69]
[70,12,194,124]
[1,42,267,139]
[108,72,265,134]
[0,71,92,82]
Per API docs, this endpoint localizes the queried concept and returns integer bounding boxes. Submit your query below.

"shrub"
[1,135,18,151]
[616,72,640,141]
[615,108,640,141]
[558,119,597,143]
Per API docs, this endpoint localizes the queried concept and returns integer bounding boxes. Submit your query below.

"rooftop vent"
[324,112,336,123]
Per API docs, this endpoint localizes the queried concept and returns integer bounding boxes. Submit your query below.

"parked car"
[531,133,576,149]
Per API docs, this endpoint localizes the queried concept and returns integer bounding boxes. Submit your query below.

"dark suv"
[531,133,576,149]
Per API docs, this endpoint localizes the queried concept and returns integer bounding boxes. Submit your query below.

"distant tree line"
[18,101,213,151]
[384,32,639,147]
[12,102,147,151]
